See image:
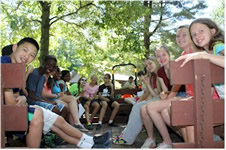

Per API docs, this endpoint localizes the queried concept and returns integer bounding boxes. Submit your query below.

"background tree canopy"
[1,0,224,82]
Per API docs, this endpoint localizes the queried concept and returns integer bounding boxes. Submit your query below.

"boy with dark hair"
[26,55,68,117]
[96,73,120,130]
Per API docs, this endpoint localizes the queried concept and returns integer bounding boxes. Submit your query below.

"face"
[103,75,110,83]
[54,71,61,80]
[63,73,71,82]
[129,78,133,83]
[12,42,38,65]
[43,60,57,75]
[176,28,192,49]
[190,23,216,50]
[155,48,170,67]
[145,59,156,73]
[138,75,144,82]
[80,77,87,86]
[91,75,97,84]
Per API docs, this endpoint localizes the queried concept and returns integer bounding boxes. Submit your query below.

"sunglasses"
[81,78,87,82]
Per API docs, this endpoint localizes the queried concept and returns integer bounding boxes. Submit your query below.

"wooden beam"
[1,63,26,89]
[171,100,224,126]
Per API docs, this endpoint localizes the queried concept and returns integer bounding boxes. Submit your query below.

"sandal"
[113,137,128,145]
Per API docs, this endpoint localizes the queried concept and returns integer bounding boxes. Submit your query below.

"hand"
[104,98,110,102]
[16,96,27,106]
[160,91,168,100]
[58,92,64,97]
[175,52,207,67]
[27,65,34,74]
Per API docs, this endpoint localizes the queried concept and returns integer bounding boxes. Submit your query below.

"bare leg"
[109,101,120,121]
[98,101,108,122]
[161,107,171,126]
[84,101,91,123]
[186,126,194,143]
[147,100,174,145]
[140,105,154,139]
[26,107,43,148]
[90,102,100,121]
[59,95,81,124]
[52,116,83,140]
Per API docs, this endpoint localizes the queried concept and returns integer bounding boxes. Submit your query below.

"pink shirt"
[83,83,99,98]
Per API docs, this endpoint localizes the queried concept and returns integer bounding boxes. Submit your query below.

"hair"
[144,57,162,93]
[129,76,134,80]
[44,55,57,63]
[61,70,70,80]
[104,73,111,79]
[177,25,189,29]
[47,76,54,89]
[189,18,224,50]
[2,44,13,56]
[154,45,170,57]
[17,37,39,51]
[137,71,145,77]
[78,76,86,94]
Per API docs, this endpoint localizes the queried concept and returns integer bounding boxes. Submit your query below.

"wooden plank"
[1,63,26,89]
[114,88,140,95]
[172,143,195,148]
[3,105,28,131]
[170,60,224,84]
[171,100,224,126]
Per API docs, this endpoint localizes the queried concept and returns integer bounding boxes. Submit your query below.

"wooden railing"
[170,59,224,148]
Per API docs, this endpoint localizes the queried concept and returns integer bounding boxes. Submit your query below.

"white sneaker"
[156,142,172,148]
[141,138,156,148]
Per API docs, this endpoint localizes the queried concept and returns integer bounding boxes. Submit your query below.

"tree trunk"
[39,1,51,65]
[143,1,152,59]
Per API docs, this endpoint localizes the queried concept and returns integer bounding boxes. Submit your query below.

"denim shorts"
[176,92,187,98]
[33,101,65,112]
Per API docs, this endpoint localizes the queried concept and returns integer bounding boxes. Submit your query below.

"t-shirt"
[157,67,172,91]
[26,68,46,104]
[83,83,99,98]
[58,80,68,93]
[213,42,224,99]
[98,84,112,97]
[123,81,136,89]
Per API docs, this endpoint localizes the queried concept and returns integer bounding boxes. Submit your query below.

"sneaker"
[108,122,118,127]
[156,142,172,149]
[96,124,102,130]
[94,130,112,145]
[113,137,131,145]
[112,133,123,140]
[92,140,112,148]
[73,124,89,132]
[141,138,156,148]
[85,124,93,130]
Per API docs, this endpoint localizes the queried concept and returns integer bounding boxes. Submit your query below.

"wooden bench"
[111,88,140,123]
[1,63,28,148]
[80,88,140,123]
[169,59,224,148]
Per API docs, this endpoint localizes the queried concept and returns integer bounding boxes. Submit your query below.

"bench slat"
[171,100,224,126]
[1,63,26,88]
[170,60,224,84]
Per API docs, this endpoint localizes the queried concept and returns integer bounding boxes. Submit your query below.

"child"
[26,55,68,118]
[96,73,120,130]
[80,75,101,130]
[113,58,161,145]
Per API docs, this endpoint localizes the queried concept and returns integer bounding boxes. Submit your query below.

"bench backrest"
[169,59,224,148]
[1,63,28,148]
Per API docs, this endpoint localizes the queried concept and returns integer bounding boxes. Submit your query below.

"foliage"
[1,0,209,81]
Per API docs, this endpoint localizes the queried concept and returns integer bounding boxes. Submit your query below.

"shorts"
[33,101,65,112]
[34,105,59,135]
[176,92,187,98]
[99,97,116,109]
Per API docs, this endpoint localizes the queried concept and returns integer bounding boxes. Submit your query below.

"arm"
[176,51,225,68]
[98,92,110,102]
[4,89,27,106]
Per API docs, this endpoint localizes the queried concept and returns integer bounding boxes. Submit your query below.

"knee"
[102,102,108,108]
[140,106,147,116]
[114,102,120,109]
[93,103,100,109]
[57,116,65,124]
